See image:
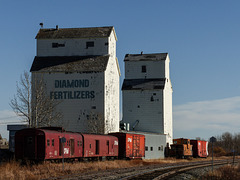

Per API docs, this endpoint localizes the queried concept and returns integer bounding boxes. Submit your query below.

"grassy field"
[0,158,191,180]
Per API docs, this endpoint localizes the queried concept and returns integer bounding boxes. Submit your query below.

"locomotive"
[15,127,145,161]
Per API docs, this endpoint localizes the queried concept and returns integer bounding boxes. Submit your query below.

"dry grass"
[204,164,240,180]
[0,160,145,180]
[0,157,234,180]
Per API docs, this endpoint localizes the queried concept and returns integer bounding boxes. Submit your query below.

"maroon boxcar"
[81,134,118,159]
[15,127,118,161]
[15,127,83,161]
[190,140,208,158]
[110,132,145,159]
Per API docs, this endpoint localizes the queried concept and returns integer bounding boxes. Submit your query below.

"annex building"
[30,26,120,134]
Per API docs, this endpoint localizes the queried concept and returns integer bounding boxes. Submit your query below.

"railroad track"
[122,160,236,180]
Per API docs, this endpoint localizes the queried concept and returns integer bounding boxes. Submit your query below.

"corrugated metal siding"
[144,133,167,159]
[122,90,164,133]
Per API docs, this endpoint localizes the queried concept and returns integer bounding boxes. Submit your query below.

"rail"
[122,160,237,180]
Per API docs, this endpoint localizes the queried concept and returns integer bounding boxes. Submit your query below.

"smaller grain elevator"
[122,53,173,145]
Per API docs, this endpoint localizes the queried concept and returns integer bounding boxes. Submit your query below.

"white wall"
[122,90,164,133]
[108,31,117,58]
[103,31,120,133]
[32,71,105,133]
[163,79,173,144]
[104,56,120,133]
[125,60,165,79]
[163,55,173,144]
[37,38,109,57]
[144,133,167,159]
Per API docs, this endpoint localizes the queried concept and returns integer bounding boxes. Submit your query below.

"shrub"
[204,165,240,180]
[213,146,226,157]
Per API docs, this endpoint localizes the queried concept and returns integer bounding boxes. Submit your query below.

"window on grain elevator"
[86,41,94,49]
[142,65,146,73]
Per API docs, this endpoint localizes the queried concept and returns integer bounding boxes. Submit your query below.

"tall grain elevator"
[30,26,120,134]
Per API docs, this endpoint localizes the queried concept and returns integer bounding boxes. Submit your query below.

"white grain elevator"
[30,26,120,134]
[121,53,173,144]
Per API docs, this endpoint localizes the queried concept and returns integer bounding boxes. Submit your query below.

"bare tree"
[85,111,112,134]
[10,71,32,126]
[86,112,104,134]
[10,71,62,128]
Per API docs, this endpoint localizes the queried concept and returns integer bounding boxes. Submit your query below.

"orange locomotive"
[169,138,193,158]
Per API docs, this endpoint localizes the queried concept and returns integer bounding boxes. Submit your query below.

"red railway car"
[15,127,118,161]
[190,140,208,158]
[110,132,145,159]
[81,134,118,159]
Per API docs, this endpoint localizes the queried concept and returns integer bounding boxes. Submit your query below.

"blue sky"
[0,1,240,140]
